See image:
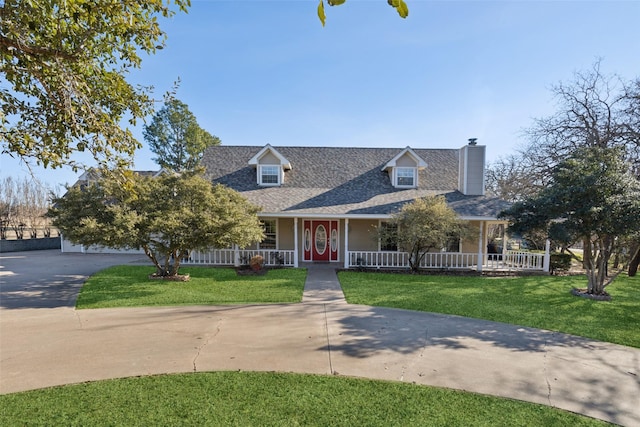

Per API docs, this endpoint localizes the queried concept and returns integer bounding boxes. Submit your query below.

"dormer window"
[395,167,416,187]
[248,144,292,187]
[382,146,427,189]
[259,165,281,185]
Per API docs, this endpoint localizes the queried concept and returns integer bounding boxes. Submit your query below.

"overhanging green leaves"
[0,0,190,170]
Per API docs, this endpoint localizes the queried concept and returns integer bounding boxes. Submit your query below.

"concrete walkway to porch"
[301,262,347,304]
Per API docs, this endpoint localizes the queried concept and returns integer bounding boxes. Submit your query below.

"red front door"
[304,220,338,262]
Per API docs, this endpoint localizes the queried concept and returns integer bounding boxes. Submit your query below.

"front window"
[445,236,460,252]
[260,219,277,249]
[260,165,280,185]
[380,222,398,251]
[396,167,416,187]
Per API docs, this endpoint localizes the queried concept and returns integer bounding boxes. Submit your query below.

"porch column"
[344,218,350,269]
[293,217,299,268]
[477,221,484,272]
[543,239,551,273]
[502,224,508,256]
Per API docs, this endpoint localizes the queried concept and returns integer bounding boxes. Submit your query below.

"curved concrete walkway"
[1,252,639,426]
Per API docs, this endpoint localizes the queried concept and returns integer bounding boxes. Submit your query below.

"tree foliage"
[487,61,640,274]
[379,195,469,272]
[0,0,190,171]
[48,172,264,277]
[501,147,640,295]
[143,99,220,173]
[317,0,408,26]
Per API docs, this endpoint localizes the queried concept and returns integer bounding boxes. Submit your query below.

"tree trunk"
[143,245,166,276]
[628,242,640,277]
[585,237,613,295]
[409,249,419,272]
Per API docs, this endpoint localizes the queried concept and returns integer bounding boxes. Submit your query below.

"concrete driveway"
[1,250,639,426]
[0,250,149,309]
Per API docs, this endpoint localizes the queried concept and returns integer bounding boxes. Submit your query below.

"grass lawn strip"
[338,272,640,348]
[77,266,307,309]
[0,372,609,426]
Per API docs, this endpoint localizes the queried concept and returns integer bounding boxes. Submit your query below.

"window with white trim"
[260,219,277,249]
[379,222,398,251]
[395,167,416,187]
[259,165,280,185]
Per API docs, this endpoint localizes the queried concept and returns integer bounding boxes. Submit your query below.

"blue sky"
[2,0,640,191]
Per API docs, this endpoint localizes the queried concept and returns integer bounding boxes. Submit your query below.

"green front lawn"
[76,266,307,308]
[338,272,640,348]
[0,372,608,426]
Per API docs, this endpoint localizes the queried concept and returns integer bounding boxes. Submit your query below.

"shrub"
[550,252,572,274]
[250,255,264,270]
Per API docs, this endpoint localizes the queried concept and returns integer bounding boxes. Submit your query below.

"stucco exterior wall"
[347,219,378,251]
[277,218,295,250]
[462,221,481,253]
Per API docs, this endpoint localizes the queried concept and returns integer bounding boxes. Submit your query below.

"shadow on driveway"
[0,250,149,309]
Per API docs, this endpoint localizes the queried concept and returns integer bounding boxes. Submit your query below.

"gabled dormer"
[381,147,428,188]
[248,144,292,186]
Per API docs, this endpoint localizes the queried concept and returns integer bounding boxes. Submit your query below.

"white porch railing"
[184,249,295,267]
[183,249,545,272]
[348,250,546,272]
[484,251,546,271]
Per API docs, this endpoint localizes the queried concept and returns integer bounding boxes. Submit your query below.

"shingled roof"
[201,146,510,219]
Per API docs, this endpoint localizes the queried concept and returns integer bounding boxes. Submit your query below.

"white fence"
[348,250,546,272]
[185,249,295,267]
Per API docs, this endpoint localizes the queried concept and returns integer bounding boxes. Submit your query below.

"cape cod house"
[187,141,549,272]
[62,141,549,272]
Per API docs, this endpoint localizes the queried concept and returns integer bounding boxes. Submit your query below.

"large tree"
[0,0,190,171]
[48,172,264,277]
[379,195,469,272]
[525,60,640,173]
[143,99,220,173]
[501,147,640,296]
[488,61,640,273]
[489,61,640,199]
[485,154,543,203]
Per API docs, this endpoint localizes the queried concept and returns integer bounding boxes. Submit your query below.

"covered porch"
[184,216,550,273]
